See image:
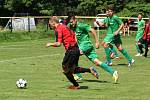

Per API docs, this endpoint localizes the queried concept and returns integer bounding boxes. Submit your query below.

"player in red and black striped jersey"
[46,16,99,90]
[138,18,150,57]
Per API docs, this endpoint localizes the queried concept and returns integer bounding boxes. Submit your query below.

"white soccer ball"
[16,79,27,89]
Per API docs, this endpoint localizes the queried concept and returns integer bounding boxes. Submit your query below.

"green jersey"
[137,19,145,32]
[68,22,93,53]
[103,15,123,35]
[136,19,145,41]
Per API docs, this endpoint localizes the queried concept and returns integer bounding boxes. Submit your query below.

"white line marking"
[0,53,60,63]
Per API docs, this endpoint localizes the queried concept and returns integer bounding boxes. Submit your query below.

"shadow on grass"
[118,63,128,66]
[83,79,109,83]
[80,86,88,89]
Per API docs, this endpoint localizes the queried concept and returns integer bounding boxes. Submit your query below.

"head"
[49,16,59,29]
[106,10,109,17]
[107,7,114,17]
[69,16,77,28]
[138,13,143,20]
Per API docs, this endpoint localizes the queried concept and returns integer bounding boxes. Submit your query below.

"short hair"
[138,12,143,16]
[106,6,114,11]
[49,16,59,23]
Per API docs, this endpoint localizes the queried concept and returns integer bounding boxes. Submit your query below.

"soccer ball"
[16,79,27,89]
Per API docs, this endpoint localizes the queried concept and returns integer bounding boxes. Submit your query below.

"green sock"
[120,49,132,61]
[135,44,140,53]
[104,47,111,62]
[111,47,119,57]
[75,73,82,78]
[100,62,114,75]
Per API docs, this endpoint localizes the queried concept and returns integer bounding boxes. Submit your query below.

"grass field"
[0,36,150,100]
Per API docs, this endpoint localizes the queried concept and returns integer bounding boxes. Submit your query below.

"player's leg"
[103,35,114,65]
[74,67,99,79]
[62,49,80,89]
[144,39,149,57]
[85,50,118,83]
[116,44,134,66]
[73,52,83,80]
[93,58,119,83]
[103,42,112,65]
[109,43,120,58]
[135,34,142,56]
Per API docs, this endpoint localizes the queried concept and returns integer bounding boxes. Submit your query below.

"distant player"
[46,16,99,90]
[135,13,145,56]
[68,15,119,83]
[138,18,150,57]
[98,7,134,67]
[98,10,120,62]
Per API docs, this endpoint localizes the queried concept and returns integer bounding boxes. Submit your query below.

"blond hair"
[49,16,59,24]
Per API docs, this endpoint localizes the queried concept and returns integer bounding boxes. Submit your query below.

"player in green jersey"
[98,7,134,67]
[68,16,119,83]
[135,13,145,56]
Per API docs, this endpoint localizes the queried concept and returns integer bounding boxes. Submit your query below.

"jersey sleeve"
[79,22,91,32]
[114,16,123,25]
[103,18,108,24]
[142,20,145,27]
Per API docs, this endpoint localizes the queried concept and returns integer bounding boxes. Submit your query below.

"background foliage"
[0,0,150,17]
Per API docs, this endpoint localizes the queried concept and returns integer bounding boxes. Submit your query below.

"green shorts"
[103,34,113,43]
[104,34,122,45]
[79,43,98,61]
[111,34,122,45]
[136,33,143,42]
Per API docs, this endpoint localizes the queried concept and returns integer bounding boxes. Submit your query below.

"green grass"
[0,36,150,100]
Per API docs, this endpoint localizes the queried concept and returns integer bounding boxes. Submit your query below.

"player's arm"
[89,28,99,49]
[114,17,124,36]
[46,29,63,48]
[97,21,107,27]
[114,23,124,36]
[46,42,61,47]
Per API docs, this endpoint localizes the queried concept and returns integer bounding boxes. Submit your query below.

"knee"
[93,59,100,66]
[62,65,68,74]
[117,47,123,51]
[103,43,109,48]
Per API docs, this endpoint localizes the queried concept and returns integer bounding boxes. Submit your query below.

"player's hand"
[95,41,100,49]
[114,31,119,36]
[45,43,52,48]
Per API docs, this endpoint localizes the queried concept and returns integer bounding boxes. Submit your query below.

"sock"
[75,73,82,78]
[135,44,141,53]
[64,72,79,87]
[138,44,144,54]
[74,67,90,73]
[100,62,114,75]
[111,47,119,57]
[104,47,111,62]
[120,49,132,61]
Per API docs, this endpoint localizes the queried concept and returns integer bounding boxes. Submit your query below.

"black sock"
[64,72,79,87]
[74,67,91,74]
[138,44,144,54]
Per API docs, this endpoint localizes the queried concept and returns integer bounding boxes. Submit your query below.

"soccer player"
[98,7,134,66]
[60,15,83,80]
[98,10,120,62]
[46,16,99,90]
[135,13,145,56]
[68,16,119,83]
[138,18,150,57]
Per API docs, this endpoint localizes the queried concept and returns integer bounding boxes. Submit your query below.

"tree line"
[0,0,150,17]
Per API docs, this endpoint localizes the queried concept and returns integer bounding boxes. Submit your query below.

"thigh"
[103,35,114,43]
[113,34,122,45]
[62,48,80,73]
[85,49,98,62]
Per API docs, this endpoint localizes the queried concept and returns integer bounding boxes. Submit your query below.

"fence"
[0,16,149,33]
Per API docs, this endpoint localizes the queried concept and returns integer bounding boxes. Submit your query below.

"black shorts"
[62,46,80,73]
